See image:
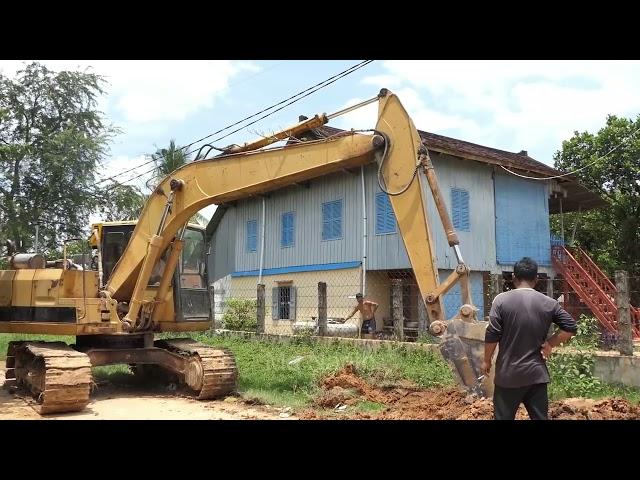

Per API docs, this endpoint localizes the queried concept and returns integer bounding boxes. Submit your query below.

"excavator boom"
[104,88,490,396]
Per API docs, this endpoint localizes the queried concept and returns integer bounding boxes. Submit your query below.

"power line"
[103,60,373,186]
[98,60,374,187]
[95,62,289,186]
[500,125,640,181]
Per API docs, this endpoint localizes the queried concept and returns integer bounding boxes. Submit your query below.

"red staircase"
[551,245,640,338]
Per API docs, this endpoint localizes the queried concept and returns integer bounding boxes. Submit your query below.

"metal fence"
[210,267,640,347]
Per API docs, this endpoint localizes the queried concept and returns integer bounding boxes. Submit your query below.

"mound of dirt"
[318,364,393,405]
[314,386,358,408]
[304,365,640,420]
[549,398,640,420]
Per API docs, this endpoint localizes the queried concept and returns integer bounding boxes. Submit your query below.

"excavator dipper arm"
[376,92,492,397]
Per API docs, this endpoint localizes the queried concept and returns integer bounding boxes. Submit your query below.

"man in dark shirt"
[482,257,577,420]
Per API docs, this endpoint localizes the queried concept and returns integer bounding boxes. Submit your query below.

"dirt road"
[0,367,294,420]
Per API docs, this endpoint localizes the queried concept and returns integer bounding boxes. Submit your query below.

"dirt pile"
[304,364,640,420]
[315,364,395,407]
[549,398,640,420]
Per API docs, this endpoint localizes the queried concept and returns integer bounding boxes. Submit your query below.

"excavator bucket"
[438,307,494,398]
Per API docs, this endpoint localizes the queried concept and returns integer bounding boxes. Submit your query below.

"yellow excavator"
[0,89,491,414]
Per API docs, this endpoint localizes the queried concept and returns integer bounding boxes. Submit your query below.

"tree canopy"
[0,62,118,255]
[553,114,640,298]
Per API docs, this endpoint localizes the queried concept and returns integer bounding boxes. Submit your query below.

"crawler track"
[155,338,238,399]
[5,341,92,414]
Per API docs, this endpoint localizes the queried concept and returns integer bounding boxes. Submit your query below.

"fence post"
[318,282,327,336]
[544,277,556,339]
[546,275,554,299]
[257,283,265,334]
[616,270,633,356]
[417,297,428,335]
[208,284,216,331]
[392,279,404,341]
[490,273,504,303]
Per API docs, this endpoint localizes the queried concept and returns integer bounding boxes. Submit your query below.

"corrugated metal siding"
[234,201,263,271]
[440,269,486,319]
[365,162,410,269]
[494,173,551,266]
[235,170,363,271]
[366,153,498,272]
[210,152,551,276]
[209,207,237,281]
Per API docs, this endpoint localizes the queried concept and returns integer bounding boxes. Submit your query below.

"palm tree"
[146,139,209,226]
[147,139,191,186]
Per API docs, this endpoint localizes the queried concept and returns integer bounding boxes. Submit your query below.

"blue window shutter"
[386,200,395,232]
[281,215,286,247]
[335,200,342,238]
[460,190,469,231]
[246,220,257,252]
[322,203,330,240]
[451,189,460,229]
[253,221,257,251]
[375,192,396,234]
[451,188,470,232]
[322,200,342,240]
[281,212,294,247]
[375,193,384,234]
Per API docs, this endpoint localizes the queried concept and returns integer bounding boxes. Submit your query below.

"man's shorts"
[361,318,375,334]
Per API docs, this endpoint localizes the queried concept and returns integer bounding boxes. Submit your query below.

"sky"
[1,60,639,221]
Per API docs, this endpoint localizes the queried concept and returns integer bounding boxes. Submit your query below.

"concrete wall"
[593,351,640,388]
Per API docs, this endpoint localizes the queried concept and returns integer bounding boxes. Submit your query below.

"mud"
[302,364,640,420]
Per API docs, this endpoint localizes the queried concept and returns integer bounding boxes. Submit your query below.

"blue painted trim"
[231,261,361,277]
[498,260,553,267]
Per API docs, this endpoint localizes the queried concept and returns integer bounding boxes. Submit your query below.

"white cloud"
[332,88,483,140]
[0,60,259,124]
[357,60,640,164]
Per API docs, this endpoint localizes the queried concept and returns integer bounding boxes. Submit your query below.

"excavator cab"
[90,221,211,323]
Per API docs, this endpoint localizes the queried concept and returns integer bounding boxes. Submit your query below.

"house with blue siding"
[206,124,603,336]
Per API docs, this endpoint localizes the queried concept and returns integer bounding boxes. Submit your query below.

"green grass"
[0,334,74,359]
[4,326,640,409]
[544,316,640,404]
[547,352,640,404]
[92,364,133,384]
[355,400,386,412]
[189,333,454,407]
[0,332,454,408]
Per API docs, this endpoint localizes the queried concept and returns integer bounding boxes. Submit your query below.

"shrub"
[572,315,600,350]
[222,298,257,331]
